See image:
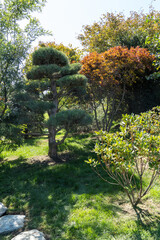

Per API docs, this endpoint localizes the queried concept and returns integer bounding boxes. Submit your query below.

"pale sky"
[33,0,160,48]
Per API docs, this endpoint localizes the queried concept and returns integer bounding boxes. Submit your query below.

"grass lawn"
[0,133,160,240]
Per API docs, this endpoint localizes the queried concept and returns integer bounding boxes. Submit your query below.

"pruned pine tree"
[27,47,92,161]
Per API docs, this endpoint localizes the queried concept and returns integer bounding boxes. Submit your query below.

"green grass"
[1,137,48,159]
[0,133,160,240]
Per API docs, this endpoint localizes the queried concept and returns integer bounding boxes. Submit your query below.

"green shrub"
[87,106,160,216]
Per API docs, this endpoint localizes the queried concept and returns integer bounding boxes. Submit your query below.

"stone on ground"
[0,215,25,234]
[0,202,7,216]
[11,229,46,240]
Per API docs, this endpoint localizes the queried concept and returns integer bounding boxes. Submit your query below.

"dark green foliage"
[38,41,82,63]
[27,64,61,80]
[10,82,46,137]
[14,92,32,102]
[25,100,54,113]
[47,109,92,129]
[25,79,50,93]
[0,0,48,152]
[125,77,160,114]
[61,63,82,76]
[145,75,160,109]
[0,123,24,153]
[27,46,91,159]
[57,74,87,88]
[116,32,147,50]
[32,47,69,66]
[14,92,52,113]
[69,86,87,98]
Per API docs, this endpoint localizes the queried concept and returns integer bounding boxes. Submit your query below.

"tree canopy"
[81,46,155,131]
[78,10,160,53]
[0,0,48,151]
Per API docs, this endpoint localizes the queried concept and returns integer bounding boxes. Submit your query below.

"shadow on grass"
[130,216,160,240]
[23,136,48,147]
[0,135,160,240]
[58,133,96,157]
[0,145,122,239]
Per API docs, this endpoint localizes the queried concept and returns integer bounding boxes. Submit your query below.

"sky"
[33,0,160,48]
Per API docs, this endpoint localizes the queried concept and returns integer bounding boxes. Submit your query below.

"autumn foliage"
[81,46,155,131]
[81,46,155,86]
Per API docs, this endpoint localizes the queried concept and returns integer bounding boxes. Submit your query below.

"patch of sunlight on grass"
[2,138,48,159]
[150,186,160,199]
[63,207,116,240]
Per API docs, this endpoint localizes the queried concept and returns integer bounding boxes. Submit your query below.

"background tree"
[0,0,49,150]
[27,47,92,161]
[144,15,160,107]
[78,10,160,53]
[81,46,155,131]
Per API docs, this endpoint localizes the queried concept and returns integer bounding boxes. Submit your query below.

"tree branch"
[56,130,68,146]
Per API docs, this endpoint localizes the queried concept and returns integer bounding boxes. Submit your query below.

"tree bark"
[48,77,59,161]
[48,126,58,159]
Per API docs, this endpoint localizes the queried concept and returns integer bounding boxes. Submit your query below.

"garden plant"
[88,106,160,220]
[27,47,92,160]
[81,46,155,131]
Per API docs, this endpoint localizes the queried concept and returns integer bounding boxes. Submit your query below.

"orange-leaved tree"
[81,46,155,131]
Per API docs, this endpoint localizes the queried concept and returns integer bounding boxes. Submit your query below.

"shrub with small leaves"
[87,106,160,214]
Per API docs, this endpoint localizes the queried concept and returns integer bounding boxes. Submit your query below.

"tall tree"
[78,10,160,53]
[81,46,155,131]
[0,0,48,151]
[27,47,92,161]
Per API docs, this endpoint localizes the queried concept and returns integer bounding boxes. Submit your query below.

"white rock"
[11,229,46,240]
[0,215,25,234]
[0,202,7,216]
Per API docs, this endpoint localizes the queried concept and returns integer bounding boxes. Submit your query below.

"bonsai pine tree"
[27,47,92,161]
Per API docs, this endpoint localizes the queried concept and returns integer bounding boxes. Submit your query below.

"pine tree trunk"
[48,77,59,161]
[48,126,58,159]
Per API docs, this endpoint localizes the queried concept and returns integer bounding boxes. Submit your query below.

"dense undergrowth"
[0,133,160,240]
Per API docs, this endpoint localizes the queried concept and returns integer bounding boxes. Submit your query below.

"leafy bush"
[87,107,160,215]
[0,123,25,155]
